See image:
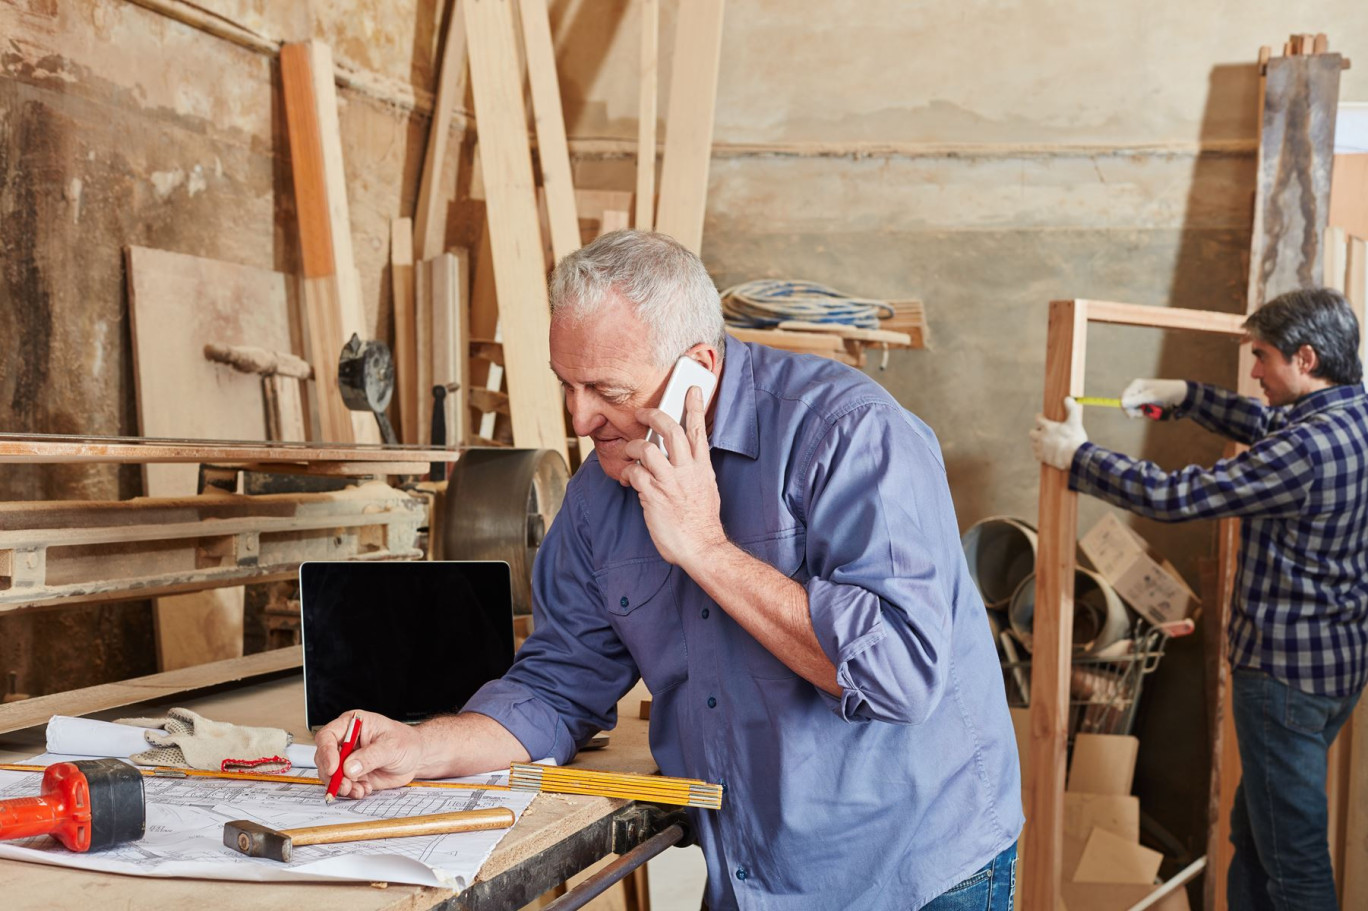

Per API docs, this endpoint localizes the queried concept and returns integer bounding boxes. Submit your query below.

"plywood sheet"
[126,246,299,670]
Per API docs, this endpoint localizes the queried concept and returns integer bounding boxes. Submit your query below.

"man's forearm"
[415,711,531,779]
[683,541,840,695]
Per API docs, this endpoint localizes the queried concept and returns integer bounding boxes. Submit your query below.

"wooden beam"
[518,0,580,263]
[391,218,419,444]
[280,40,369,443]
[653,0,725,253]
[635,0,659,230]
[1024,299,1087,911]
[1082,300,1248,335]
[0,486,425,610]
[462,0,567,462]
[0,434,454,465]
[0,648,302,736]
[428,251,469,448]
[414,0,468,262]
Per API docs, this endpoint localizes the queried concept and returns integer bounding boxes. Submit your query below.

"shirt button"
[701,607,710,619]
[707,696,717,708]
[736,867,749,881]
[620,596,629,608]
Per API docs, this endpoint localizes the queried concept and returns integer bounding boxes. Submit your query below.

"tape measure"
[1075,396,1164,419]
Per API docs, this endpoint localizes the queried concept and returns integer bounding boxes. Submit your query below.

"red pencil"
[324,713,362,804]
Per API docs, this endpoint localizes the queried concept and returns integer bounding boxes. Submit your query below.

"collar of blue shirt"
[1287,383,1367,421]
[708,334,761,459]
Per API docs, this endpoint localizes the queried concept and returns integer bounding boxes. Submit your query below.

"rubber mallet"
[224,807,515,862]
[0,758,146,851]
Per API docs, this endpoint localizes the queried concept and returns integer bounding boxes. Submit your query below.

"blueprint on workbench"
[0,754,536,888]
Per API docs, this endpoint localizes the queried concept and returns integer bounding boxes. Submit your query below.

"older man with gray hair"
[1031,287,1368,911]
[319,230,1023,910]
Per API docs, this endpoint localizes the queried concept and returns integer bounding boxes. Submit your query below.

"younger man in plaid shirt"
[1031,288,1367,911]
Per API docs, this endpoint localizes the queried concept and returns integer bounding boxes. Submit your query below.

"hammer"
[224,807,515,862]
[0,759,145,852]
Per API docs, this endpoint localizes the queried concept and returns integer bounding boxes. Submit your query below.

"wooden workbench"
[0,670,663,910]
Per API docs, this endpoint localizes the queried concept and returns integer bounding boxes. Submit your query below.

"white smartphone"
[644,356,718,458]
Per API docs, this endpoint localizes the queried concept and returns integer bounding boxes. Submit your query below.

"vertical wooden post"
[654,0,725,254]
[462,0,568,463]
[518,0,580,264]
[635,0,659,231]
[1024,299,1087,910]
[414,0,468,263]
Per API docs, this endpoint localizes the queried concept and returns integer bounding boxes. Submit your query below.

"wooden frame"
[1026,299,1247,910]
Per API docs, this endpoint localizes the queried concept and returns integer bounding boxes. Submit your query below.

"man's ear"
[1296,344,1320,375]
[685,343,722,376]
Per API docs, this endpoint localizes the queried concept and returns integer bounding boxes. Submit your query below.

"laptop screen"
[300,561,516,730]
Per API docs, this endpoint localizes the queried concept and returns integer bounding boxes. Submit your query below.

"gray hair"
[1244,287,1363,386]
[548,230,727,368]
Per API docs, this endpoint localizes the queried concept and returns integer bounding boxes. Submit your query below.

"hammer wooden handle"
[284,807,514,846]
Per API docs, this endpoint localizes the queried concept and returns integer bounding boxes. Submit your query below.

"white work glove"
[1030,397,1088,470]
[116,707,294,773]
[1120,378,1187,419]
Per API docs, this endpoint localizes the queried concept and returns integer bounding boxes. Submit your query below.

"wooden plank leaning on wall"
[654,0,726,254]
[280,39,377,444]
[461,0,567,463]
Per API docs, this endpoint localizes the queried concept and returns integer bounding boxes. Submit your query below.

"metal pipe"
[541,823,687,911]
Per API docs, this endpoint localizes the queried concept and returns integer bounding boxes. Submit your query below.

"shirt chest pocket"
[738,531,809,680]
[597,559,689,696]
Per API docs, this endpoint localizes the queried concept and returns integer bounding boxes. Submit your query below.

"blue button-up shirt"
[465,336,1023,910]
[1071,382,1368,697]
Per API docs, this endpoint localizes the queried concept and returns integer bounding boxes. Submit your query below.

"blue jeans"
[1228,668,1361,911]
[921,843,1016,911]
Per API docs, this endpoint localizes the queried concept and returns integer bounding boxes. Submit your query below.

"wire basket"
[1000,621,1169,740]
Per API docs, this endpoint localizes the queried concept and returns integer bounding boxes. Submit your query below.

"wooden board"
[428,251,469,448]
[635,0,659,230]
[391,218,419,444]
[518,0,580,263]
[1329,154,1368,241]
[0,434,454,464]
[1024,298,1086,911]
[1246,53,1343,310]
[653,0,725,254]
[125,246,300,672]
[414,0,469,262]
[0,647,301,735]
[462,0,567,463]
[280,40,375,444]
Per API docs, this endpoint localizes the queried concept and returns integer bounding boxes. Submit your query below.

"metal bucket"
[1007,567,1131,656]
[961,517,1038,610]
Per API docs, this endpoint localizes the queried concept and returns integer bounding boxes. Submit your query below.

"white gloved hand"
[1030,397,1088,470]
[1121,378,1187,419]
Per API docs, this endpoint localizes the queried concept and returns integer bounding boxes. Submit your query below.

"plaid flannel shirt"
[1070,382,1368,697]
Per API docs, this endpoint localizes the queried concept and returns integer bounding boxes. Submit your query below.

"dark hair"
[1243,287,1363,385]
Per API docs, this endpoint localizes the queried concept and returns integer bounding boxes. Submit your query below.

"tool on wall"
[0,759,145,852]
[203,342,313,442]
[429,382,461,481]
[223,808,515,862]
[337,333,398,444]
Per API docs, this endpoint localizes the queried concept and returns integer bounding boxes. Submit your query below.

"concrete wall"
[1,0,1363,741]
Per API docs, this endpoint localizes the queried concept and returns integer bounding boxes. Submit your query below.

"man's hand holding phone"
[622,358,726,569]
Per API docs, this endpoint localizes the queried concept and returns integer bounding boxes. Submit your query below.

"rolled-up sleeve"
[461,490,639,764]
[800,402,957,725]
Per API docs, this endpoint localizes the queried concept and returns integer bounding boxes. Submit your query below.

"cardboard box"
[1080,513,1200,625]
[1067,733,1138,795]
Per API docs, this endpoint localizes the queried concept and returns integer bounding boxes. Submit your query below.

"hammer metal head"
[223,820,292,862]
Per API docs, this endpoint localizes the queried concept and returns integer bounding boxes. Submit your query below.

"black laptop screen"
[300,561,515,730]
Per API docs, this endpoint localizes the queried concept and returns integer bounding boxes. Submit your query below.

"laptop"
[299,560,516,731]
